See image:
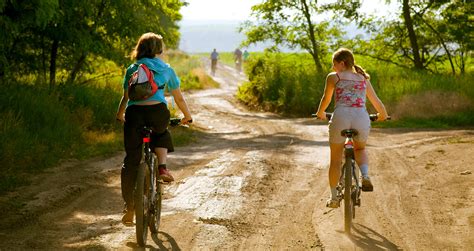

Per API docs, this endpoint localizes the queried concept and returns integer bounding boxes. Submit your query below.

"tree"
[239,0,346,73]
[353,0,471,74]
[0,0,184,86]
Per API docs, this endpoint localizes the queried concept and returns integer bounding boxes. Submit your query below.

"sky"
[180,0,398,21]
[178,0,399,53]
[180,0,261,21]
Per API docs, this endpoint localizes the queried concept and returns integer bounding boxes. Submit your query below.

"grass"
[237,52,474,127]
[0,52,213,194]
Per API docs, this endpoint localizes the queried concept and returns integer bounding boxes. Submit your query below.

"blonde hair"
[333,48,370,79]
[130,32,164,60]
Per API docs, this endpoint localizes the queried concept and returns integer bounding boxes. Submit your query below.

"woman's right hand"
[376,112,388,121]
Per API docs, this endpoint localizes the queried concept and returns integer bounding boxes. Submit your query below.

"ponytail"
[354,64,370,80]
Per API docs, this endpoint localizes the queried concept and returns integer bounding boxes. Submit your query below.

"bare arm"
[116,89,129,122]
[170,88,193,124]
[315,73,337,120]
[365,80,388,121]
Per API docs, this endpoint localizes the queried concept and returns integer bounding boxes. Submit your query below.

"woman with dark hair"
[116,32,192,224]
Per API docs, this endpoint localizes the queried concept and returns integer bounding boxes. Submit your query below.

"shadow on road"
[349,223,402,250]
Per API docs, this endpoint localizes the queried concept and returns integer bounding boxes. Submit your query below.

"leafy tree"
[0,0,184,86]
[239,0,349,73]
[353,0,471,74]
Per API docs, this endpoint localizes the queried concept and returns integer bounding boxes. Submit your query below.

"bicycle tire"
[343,156,353,233]
[149,159,162,233]
[135,162,149,246]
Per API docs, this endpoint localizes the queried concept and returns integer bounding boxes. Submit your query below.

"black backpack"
[127,64,164,101]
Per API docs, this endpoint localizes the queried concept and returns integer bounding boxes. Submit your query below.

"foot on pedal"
[326,198,340,208]
[362,176,374,192]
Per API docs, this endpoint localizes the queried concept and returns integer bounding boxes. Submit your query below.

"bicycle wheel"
[135,162,150,246]
[343,157,353,233]
[149,159,162,233]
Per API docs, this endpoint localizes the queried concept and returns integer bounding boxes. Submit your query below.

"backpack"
[127,63,164,101]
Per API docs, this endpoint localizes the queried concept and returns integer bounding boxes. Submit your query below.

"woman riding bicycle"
[315,48,388,208]
[116,32,193,224]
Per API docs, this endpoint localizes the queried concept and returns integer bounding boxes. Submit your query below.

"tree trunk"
[49,39,59,89]
[66,52,87,85]
[402,0,423,69]
[300,0,323,72]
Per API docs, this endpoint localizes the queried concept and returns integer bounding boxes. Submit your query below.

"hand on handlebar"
[180,117,193,125]
[315,111,327,121]
[376,113,389,122]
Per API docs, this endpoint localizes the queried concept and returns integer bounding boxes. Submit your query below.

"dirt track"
[0,61,473,250]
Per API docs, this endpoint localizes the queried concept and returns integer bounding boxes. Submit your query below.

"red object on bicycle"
[143,137,150,143]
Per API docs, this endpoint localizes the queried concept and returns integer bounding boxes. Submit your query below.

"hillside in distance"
[178,20,270,53]
[178,19,364,54]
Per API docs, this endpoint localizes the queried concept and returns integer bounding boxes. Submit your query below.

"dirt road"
[0,61,473,250]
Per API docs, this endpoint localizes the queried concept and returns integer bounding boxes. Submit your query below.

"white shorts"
[328,107,371,144]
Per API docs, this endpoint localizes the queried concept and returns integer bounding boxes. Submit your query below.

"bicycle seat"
[341,129,358,137]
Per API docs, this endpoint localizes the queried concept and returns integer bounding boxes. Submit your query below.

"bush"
[237,52,474,126]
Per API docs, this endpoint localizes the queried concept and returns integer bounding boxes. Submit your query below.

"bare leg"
[155,147,167,165]
[329,143,345,187]
[353,141,368,167]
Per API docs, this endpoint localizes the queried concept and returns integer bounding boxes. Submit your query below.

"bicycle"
[211,59,217,76]
[135,118,191,246]
[313,112,389,234]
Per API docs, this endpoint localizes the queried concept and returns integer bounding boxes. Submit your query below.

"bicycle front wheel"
[343,157,353,234]
[135,162,150,246]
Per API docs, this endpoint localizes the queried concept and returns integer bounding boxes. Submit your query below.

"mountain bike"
[313,112,389,234]
[135,118,191,247]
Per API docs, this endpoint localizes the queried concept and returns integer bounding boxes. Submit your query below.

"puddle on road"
[162,150,268,247]
[164,150,267,216]
[164,150,244,219]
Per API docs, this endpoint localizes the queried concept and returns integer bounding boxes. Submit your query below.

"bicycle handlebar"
[311,113,391,121]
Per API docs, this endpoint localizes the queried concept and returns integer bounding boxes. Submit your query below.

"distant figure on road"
[243,50,250,62]
[234,48,242,72]
[210,48,219,76]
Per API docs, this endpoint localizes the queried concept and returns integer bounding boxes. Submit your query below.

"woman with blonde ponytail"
[315,48,388,208]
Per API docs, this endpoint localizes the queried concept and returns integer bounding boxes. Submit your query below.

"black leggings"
[121,103,173,209]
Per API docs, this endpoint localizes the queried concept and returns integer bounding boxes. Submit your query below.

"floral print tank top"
[334,73,367,108]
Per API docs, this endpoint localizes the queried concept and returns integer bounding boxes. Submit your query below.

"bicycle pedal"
[361,187,373,192]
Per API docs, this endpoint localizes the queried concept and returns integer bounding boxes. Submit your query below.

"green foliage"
[239,0,346,71]
[237,52,326,115]
[0,52,212,193]
[238,52,474,126]
[0,0,184,84]
[351,0,472,74]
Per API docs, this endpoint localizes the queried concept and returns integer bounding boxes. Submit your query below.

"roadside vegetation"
[0,52,214,193]
[237,52,474,127]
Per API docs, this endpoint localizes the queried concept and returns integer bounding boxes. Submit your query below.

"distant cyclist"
[210,48,219,76]
[234,48,242,72]
[243,50,250,62]
[315,48,388,208]
[116,32,193,224]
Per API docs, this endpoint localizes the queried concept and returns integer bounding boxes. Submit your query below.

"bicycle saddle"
[341,129,358,137]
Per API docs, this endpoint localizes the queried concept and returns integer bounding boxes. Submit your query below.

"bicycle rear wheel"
[135,162,150,246]
[343,157,353,233]
[149,179,162,233]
